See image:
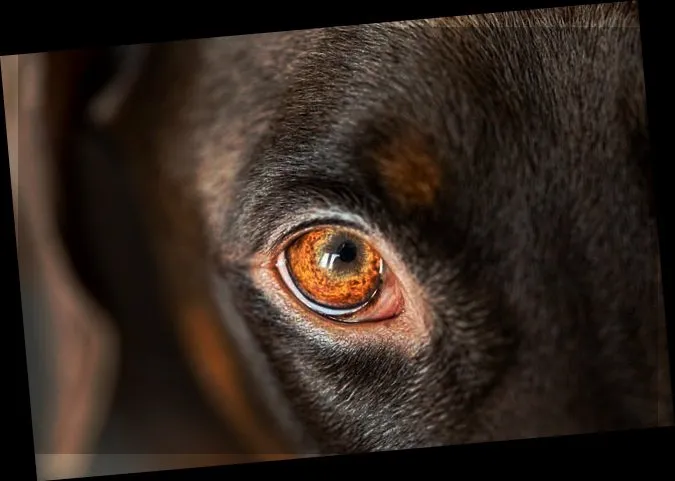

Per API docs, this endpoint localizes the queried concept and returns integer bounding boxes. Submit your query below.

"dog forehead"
[143,4,642,244]
[240,22,635,172]
[180,3,641,135]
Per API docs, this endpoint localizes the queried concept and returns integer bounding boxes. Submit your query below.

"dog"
[14,1,672,477]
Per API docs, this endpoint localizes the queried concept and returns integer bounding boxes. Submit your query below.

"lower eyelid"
[250,261,432,357]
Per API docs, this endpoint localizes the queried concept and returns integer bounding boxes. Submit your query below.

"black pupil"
[337,241,358,263]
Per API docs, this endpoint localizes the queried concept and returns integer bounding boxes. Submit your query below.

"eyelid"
[262,209,374,256]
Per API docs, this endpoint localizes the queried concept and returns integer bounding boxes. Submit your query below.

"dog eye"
[275,226,404,322]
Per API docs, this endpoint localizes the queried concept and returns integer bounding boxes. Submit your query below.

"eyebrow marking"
[372,130,442,210]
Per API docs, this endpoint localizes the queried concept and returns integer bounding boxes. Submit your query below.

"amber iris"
[284,227,383,310]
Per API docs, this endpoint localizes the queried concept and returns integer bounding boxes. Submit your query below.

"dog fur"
[28,1,672,467]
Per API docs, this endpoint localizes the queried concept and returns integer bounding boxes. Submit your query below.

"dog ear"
[86,47,316,461]
[13,46,314,478]
[12,49,125,480]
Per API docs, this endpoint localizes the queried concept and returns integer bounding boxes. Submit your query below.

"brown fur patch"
[373,130,441,210]
[176,304,296,458]
[126,166,297,457]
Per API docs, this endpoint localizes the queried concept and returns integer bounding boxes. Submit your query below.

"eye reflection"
[319,240,358,269]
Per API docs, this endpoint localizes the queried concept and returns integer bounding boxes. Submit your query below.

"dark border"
[2,1,671,480]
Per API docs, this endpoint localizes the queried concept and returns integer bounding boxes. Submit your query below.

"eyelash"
[266,218,364,255]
